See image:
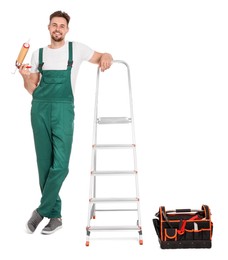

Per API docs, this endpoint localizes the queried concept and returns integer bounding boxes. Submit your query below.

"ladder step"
[90,198,139,203]
[95,209,137,212]
[97,117,132,124]
[87,225,141,231]
[92,171,137,176]
[93,144,135,149]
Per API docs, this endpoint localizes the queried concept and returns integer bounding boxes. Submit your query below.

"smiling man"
[19,10,113,235]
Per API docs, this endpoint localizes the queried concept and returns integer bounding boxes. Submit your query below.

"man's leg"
[27,102,53,232]
[37,102,74,218]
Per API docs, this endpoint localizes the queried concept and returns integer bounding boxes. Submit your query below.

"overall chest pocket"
[42,70,67,84]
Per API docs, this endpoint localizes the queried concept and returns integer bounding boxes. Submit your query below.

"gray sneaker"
[26,210,44,233]
[41,218,62,235]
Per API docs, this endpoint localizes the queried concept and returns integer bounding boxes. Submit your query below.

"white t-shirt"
[30,41,94,94]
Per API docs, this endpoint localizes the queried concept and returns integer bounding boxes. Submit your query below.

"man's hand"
[19,63,31,77]
[18,64,40,95]
[99,53,113,72]
[89,51,113,72]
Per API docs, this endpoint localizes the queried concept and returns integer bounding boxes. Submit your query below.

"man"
[19,10,113,235]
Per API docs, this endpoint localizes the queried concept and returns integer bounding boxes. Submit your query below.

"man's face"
[48,17,69,42]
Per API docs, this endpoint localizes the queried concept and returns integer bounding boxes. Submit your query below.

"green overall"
[31,42,74,218]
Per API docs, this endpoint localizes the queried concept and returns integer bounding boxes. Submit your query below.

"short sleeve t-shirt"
[30,41,94,94]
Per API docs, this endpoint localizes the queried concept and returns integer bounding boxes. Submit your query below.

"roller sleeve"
[16,42,30,68]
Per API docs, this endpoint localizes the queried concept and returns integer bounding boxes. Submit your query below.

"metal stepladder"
[85,60,143,246]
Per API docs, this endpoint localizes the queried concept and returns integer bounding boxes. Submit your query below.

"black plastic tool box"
[153,205,213,249]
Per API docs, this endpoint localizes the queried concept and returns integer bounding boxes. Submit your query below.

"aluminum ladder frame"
[85,60,143,246]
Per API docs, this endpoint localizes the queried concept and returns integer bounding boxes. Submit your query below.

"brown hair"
[49,11,70,25]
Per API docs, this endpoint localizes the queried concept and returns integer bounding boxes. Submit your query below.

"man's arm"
[19,64,40,95]
[89,51,113,72]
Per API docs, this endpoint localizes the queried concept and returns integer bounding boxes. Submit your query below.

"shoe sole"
[41,225,62,235]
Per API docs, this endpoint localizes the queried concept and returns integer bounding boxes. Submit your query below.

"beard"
[51,31,64,42]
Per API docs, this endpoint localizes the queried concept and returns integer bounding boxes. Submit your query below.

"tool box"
[153,205,213,249]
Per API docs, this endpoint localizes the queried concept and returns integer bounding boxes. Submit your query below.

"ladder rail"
[90,66,101,213]
[111,60,137,147]
[114,61,142,228]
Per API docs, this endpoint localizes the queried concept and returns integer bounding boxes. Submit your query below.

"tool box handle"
[166,209,203,214]
[156,205,210,218]
[202,205,211,219]
[157,206,210,220]
[167,205,210,219]
[176,209,191,212]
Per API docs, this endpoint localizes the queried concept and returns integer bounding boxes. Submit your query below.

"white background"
[1,0,228,259]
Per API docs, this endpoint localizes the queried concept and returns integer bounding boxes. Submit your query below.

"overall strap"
[67,41,73,68]
[38,42,73,72]
[38,48,44,72]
